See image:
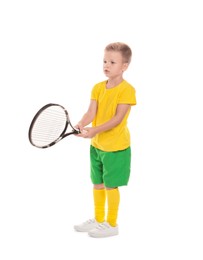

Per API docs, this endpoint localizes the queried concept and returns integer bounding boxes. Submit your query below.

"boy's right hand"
[74,123,83,135]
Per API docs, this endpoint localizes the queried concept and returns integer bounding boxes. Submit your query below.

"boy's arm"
[75,99,97,131]
[80,104,131,138]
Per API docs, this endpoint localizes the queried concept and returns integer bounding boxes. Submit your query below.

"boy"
[74,42,136,238]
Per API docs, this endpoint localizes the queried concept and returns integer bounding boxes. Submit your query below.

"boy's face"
[103,51,128,78]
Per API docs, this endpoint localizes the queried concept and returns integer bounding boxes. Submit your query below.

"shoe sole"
[88,231,118,238]
[74,225,100,232]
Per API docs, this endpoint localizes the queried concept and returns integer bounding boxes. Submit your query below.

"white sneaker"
[88,222,118,238]
[74,219,100,232]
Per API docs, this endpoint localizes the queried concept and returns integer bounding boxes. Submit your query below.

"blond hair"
[105,42,132,64]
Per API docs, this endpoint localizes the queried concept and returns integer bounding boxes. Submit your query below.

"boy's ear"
[122,62,129,72]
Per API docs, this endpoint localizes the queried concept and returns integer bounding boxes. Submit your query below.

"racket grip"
[74,128,80,134]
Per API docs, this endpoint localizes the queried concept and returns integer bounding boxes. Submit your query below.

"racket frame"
[28,103,79,148]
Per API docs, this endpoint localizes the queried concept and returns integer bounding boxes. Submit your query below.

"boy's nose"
[104,62,109,68]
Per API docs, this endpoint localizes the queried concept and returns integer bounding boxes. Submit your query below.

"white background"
[0,0,203,259]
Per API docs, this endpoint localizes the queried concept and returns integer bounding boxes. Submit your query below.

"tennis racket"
[28,103,80,148]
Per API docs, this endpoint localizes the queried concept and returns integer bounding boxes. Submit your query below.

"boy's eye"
[103,60,116,64]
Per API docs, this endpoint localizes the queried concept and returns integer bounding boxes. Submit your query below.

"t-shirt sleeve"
[118,86,137,105]
[91,84,99,100]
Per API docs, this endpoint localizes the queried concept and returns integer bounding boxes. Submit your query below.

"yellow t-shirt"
[91,80,136,151]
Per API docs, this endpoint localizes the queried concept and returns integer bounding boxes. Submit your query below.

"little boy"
[74,42,136,238]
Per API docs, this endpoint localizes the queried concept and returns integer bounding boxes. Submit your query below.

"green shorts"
[90,145,131,188]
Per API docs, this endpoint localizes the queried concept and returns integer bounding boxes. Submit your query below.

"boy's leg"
[106,188,120,227]
[74,186,106,232]
[93,186,106,223]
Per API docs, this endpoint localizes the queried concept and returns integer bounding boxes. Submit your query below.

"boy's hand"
[77,127,97,138]
[74,123,83,135]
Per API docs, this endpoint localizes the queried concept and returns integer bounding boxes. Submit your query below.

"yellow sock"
[106,188,120,227]
[93,188,106,223]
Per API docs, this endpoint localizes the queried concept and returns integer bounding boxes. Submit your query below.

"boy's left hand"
[77,127,97,138]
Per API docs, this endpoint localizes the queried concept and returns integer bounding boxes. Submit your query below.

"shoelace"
[84,219,95,224]
[96,222,110,230]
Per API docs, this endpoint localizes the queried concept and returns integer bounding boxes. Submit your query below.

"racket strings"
[31,107,68,146]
